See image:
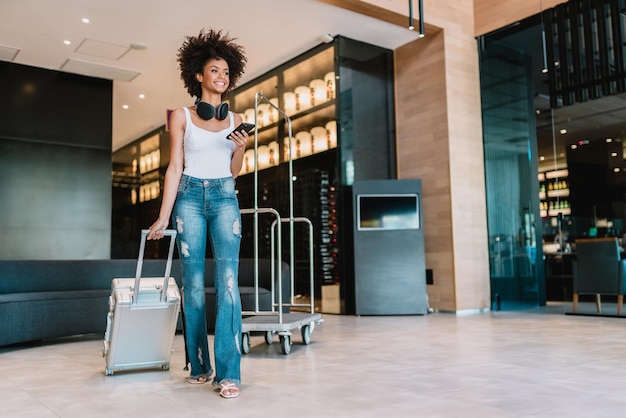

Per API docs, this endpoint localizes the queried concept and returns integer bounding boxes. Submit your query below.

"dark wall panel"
[0,62,112,259]
[0,61,112,147]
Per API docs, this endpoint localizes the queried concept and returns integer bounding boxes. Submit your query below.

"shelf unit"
[111,125,170,259]
[538,167,571,217]
[230,36,395,314]
[229,46,337,175]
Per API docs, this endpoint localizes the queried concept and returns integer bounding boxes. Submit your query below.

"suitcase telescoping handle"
[133,229,177,304]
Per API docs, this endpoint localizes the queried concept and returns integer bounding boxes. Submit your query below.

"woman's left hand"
[229,129,248,151]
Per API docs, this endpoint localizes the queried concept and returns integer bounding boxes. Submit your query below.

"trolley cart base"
[241,313,323,355]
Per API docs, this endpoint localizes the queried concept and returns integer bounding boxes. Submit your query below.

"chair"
[572,238,626,315]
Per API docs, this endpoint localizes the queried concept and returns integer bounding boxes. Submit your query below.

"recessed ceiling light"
[612,152,618,157]
[559,129,567,134]
[571,144,578,149]
[138,94,145,99]
[122,104,129,109]
[82,18,90,24]
[63,40,71,45]
[130,42,148,50]
[0,45,20,61]
[539,156,545,161]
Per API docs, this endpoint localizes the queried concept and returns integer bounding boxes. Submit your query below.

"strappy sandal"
[188,375,208,385]
[218,382,240,399]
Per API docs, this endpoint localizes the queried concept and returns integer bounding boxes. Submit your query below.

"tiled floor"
[2,303,626,418]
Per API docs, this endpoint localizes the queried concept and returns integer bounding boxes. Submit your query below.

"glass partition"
[479,31,545,310]
[479,1,626,316]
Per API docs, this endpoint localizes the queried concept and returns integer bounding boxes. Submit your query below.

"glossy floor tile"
[1,303,626,417]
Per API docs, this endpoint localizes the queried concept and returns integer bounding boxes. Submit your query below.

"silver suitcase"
[103,229,180,376]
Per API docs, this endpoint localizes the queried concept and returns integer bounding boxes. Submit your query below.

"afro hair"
[177,28,247,98]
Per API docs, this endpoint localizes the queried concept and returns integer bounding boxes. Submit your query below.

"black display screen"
[357,194,420,230]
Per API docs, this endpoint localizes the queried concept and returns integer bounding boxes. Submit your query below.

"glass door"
[479,1,626,314]
[478,28,546,310]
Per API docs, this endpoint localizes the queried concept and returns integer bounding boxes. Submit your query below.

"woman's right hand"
[147,219,169,240]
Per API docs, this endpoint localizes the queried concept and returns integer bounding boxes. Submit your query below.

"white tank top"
[182,106,236,179]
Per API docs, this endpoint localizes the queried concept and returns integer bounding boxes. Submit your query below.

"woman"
[147,29,248,399]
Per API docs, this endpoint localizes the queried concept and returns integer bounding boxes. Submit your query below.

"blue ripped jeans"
[172,174,242,386]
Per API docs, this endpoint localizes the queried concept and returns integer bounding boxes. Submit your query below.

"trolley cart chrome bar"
[239,92,322,355]
[271,217,315,314]
[254,92,297,304]
[134,229,177,304]
[240,207,282,319]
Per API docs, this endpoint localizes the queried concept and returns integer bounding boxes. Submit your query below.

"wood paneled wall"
[395,31,460,311]
[394,1,490,312]
[321,0,565,312]
[474,0,568,36]
[336,0,568,37]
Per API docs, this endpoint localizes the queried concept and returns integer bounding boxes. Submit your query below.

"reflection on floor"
[2,303,626,417]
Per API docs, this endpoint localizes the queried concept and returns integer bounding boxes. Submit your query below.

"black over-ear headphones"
[195,98,229,120]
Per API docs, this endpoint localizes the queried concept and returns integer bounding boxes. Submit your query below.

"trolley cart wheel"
[105,368,113,376]
[242,332,251,354]
[162,364,170,371]
[301,324,312,345]
[264,331,274,345]
[279,335,291,355]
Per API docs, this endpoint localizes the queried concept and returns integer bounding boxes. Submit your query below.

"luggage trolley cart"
[239,92,322,355]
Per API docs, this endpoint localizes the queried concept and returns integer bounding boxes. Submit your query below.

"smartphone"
[228,122,255,139]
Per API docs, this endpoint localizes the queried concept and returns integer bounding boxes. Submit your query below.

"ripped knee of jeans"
[175,216,184,234]
[180,241,190,257]
[232,218,241,237]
